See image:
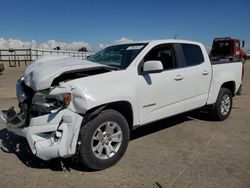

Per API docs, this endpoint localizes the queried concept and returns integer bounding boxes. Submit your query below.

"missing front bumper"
[0,108,83,161]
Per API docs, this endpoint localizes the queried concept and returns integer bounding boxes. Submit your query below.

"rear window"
[181,44,204,66]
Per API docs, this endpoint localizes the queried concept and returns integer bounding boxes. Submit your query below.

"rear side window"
[181,44,204,66]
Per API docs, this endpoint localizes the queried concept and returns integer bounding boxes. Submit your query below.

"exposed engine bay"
[52,67,112,86]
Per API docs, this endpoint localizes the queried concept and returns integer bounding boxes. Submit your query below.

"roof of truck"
[213,37,239,41]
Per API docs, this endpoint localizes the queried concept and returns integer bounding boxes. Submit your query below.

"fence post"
[18,57,20,67]
[14,51,17,66]
[25,49,27,65]
[29,48,32,62]
[36,49,38,60]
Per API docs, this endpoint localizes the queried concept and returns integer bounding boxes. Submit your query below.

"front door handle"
[174,75,184,81]
[202,70,209,75]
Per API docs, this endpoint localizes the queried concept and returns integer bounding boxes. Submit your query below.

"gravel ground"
[0,61,250,188]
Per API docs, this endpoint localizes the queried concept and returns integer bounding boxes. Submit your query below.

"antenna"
[174,34,178,39]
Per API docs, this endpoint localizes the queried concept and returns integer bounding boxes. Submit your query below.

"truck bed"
[211,60,240,65]
[206,61,242,105]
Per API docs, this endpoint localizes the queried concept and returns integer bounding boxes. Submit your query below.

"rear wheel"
[78,109,130,170]
[211,88,232,121]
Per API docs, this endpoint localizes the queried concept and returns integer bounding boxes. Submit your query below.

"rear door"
[180,43,212,111]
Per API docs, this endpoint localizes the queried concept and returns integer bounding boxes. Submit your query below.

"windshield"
[87,43,147,69]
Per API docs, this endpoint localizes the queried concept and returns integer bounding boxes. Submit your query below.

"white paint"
[23,55,104,91]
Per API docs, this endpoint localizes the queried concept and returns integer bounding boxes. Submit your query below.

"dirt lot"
[0,61,250,188]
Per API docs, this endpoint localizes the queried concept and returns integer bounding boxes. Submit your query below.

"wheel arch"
[83,101,134,130]
[221,81,236,96]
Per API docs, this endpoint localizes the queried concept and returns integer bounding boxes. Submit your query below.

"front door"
[138,44,186,125]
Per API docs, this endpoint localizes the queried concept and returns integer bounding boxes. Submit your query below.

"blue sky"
[0,0,250,50]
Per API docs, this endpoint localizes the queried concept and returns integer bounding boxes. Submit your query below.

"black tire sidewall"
[79,109,130,170]
[214,88,233,121]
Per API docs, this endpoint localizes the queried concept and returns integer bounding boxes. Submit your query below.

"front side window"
[88,43,147,69]
[144,45,176,70]
[181,44,204,66]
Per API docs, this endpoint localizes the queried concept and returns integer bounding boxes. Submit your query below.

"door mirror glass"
[142,60,163,74]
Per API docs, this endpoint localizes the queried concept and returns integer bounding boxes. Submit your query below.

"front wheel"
[211,88,233,121]
[78,109,130,170]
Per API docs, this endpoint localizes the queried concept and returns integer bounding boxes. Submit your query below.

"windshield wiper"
[106,66,121,71]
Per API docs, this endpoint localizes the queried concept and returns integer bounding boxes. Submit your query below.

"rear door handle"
[174,75,184,81]
[202,70,209,75]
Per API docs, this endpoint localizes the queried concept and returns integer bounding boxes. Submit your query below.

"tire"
[78,109,130,170]
[211,88,233,121]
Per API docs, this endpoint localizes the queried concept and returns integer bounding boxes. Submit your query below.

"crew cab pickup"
[0,40,243,170]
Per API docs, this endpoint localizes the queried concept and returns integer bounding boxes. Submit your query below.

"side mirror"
[142,60,163,74]
[242,41,245,48]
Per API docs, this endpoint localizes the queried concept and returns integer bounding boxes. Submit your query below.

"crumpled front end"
[0,79,83,161]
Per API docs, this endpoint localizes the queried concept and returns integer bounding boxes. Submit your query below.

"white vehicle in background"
[0,39,243,170]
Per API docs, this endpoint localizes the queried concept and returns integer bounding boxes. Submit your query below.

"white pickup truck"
[0,40,243,170]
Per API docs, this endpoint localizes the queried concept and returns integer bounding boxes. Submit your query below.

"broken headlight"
[31,93,71,114]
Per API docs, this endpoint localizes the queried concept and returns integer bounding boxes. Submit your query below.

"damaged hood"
[23,55,106,91]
